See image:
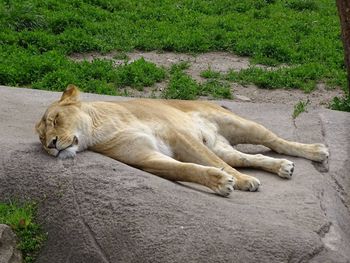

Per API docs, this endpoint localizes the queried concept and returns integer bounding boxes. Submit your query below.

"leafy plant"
[292,99,310,119]
[113,52,129,61]
[286,0,319,11]
[330,95,350,111]
[0,202,47,263]
[169,61,191,74]
[114,58,166,90]
[200,80,232,99]
[31,58,166,94]
[226,64,328,92]
[164,63,232,99]
[200,69,221,79]
[163,71,199,100]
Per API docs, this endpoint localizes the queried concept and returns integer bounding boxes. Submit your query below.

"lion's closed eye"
[53,113,59,127]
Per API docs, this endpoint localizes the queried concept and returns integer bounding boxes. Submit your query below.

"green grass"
[200,68,221,79]
[200,79,232,99]
[330,95,350,111]
[163,63,232,99]
[0,202,46,263]
[0,0,348,109]
[113,52,129,61]
[31,57,166,94]
[292,99,309,119]
[225,64,336,92]
[164,70,199,100]
[114,58,166,91]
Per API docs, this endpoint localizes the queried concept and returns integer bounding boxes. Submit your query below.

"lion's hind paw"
[278,160,294,179]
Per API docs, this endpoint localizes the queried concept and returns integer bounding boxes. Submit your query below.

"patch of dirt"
[232,83,344,109]
[69,51,345,108]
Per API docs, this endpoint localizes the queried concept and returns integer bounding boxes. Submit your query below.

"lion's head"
[35,85,90,159]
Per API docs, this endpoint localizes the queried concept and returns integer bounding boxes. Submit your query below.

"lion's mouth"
[44,143,77,159]
[56,144,74,157]
[44,136,79,159]
[57,144,78,159]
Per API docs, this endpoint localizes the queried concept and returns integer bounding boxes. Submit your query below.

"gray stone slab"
[0,85,349,262]
[0,224,22,263]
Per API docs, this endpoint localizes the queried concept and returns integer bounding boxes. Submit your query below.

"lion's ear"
[60,84,80,103]
[35,121,40,134]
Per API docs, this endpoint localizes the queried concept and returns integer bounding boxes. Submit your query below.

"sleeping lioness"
[35,85,329,196]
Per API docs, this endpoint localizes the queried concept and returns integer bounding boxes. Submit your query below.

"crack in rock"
[317,222,332,237]
[317,114,349,210]
[71,176,110,263]
[298,243,325,262]
[321,224,344,253]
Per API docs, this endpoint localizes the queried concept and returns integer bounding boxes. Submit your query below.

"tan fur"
[35,85,329,196]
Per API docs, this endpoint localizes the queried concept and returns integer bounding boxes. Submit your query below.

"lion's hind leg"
[212,136,295,179]
[215,111,329,162]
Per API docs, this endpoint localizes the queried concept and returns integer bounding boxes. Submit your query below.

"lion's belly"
[190,113,219,148]
[152,113,219,153]
[121,112,219,160]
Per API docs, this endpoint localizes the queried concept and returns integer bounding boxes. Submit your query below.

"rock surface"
[0,224,22,263]
[0,85,349,263]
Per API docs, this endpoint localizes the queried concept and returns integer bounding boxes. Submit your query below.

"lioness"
[36,85,329,196]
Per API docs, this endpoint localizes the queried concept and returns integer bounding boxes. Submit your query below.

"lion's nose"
[48,137,58,149]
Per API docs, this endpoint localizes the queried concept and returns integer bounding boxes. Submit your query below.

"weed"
[32,58,118,94]
[113,52,129,61]
[286,0,319,11]
[200,69,221,79]
[226,64,328,92]
[2,3,47,32]
[292,99,310,119]
[31,58,166,94]
[163,71,199,100]
[330,95,350,112]
[0,202,46,263]
[164,63,232,100]
[200,80,232,99]
[169,61,191,74]
[114,58,166,90]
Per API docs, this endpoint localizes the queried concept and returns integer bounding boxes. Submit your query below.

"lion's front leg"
[93,132,235,196]
[134,152,235,197]
[171,133,261,192]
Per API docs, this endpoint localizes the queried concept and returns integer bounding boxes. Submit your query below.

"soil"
[70,51,345,109]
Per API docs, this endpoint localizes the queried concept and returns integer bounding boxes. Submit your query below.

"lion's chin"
[46,145,78,159]
[58,147,77,159]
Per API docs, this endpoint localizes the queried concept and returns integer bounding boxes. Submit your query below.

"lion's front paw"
[278,160,294,179]
[234,175,261,192]
[207,168,235,197]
